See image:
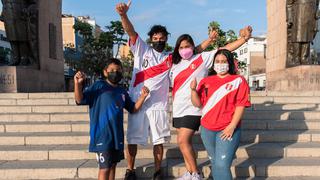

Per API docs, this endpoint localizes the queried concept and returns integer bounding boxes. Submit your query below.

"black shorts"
[173,115,201,131]
[96,149,124,169]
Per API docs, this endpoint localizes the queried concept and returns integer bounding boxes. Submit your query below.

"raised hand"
[240,26,253,41]
[190,78,198,91]
[116,0,131,16]
[141,86,150,98]
[74,71,86,85]
[209,30,218,42]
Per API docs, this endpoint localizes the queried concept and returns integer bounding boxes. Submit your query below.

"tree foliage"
[64,20,127,79]
[206,21,246,71]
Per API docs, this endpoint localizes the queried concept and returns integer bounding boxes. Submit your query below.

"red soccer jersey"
[197,75,251,131]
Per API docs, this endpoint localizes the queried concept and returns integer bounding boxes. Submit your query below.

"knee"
[177,136,190,147]
[213,160,230,171]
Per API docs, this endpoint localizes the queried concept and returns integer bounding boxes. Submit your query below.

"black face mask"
[151,41,166,52]
[107,71,123,84]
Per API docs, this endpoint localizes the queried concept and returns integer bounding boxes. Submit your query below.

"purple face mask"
[179,48,193,60]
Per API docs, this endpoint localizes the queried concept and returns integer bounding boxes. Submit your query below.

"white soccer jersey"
[129,35,172,111]
[170,50,217,118]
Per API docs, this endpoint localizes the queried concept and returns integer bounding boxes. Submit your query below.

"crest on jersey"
[225,84,234,91]
[190,63,196,70]
[122,94,126,102]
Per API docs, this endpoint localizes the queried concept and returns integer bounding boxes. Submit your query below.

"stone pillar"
[266,0,320,92]
[0,0,64,92]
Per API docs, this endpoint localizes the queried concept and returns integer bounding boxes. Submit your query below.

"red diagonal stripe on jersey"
[172,56,204,99]
[133,54,173,87]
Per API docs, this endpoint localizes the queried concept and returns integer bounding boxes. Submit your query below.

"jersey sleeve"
[235,77,251,107]
[124,90,135,113]
[77,84,96,106]
[129,34,149,65]
[201,49,218,69]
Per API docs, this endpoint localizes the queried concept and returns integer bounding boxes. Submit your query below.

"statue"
[1,0,39,67]
[287,0,320,66]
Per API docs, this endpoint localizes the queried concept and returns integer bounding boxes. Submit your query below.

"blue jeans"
[200,126,241,180]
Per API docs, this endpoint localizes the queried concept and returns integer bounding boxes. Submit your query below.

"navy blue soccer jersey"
[78,79,135,152]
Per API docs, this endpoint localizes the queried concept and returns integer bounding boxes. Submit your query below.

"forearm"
[191,90,202,108]
[229,106,245,128]
[195,38,215,54]
[133,96,146,112]
[120,14,137,40]
[74,83,83,104]
[223,37,247,52]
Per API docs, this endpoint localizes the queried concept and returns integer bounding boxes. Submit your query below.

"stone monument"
[0,0,64,92]
[266,0,320,92]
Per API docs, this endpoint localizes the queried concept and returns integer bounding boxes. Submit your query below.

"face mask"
[107,71,123,84]
[214,63,229,74]
[151,41,166,52]
[179,48,193,60]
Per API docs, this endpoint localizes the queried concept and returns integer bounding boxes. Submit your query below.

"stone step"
[243,111,320,120]
[1,130,320,146]
[1,142,320,161]
[0,113,90,123]
[0,121,88,133]
[1,158,320,179]
[249,96,320,104]
[0,105,88,114]
[0,132,89,145]
[170,130,320,144]
[249,104,320,111]
[1,119,319,133]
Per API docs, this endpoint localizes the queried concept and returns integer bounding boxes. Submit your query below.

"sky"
[62,0,267,46]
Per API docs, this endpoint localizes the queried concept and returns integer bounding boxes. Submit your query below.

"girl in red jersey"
[190,49,251,180]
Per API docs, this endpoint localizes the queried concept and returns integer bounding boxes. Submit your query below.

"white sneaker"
[176,171,192,180]
[191,172,202,180]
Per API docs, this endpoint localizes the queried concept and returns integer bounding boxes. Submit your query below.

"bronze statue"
[287,0,320,66]
[1,0,39,67]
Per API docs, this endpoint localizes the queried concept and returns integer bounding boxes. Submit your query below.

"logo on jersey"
[122,94,126,102]
[190,63,196,70]
[225,84,234,91]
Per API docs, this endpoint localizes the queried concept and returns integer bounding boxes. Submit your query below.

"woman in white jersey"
[170,27,252,179]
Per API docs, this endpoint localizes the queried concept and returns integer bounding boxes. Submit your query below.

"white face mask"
[214,63,229,74]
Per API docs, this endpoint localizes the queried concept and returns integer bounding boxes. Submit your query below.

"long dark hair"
[208,49,237,76]
[172,34,195,64]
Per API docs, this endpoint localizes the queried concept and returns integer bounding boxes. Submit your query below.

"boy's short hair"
[147,25,170,39]
[105,58,123,69]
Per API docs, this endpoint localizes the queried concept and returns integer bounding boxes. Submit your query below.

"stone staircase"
[0,92,320,179]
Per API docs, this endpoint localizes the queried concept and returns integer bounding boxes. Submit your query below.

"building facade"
[234,36,267,90]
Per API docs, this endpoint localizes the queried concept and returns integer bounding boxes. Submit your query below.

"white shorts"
[126,110,171,146]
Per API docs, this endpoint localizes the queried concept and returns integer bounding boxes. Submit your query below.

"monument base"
[266,65,320,92]
[0,66,64,93]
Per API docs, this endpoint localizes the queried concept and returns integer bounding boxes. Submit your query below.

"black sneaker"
[124,169,136,180]
[152,170,162,180]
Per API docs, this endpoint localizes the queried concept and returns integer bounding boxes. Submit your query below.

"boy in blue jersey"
[74,58,149,180]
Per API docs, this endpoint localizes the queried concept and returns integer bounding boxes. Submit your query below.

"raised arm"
[74,71,86,104]
[195,30,218,54]
[116,0,137,43]
[223,26,253,51]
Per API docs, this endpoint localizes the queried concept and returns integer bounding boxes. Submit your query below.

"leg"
[108,164,117,180]
[153,144,163,172]
[126,144,137,170]
[200,126,217,178]
[213,128,241,180]
[98,168,110,180]
[177,127,198,173]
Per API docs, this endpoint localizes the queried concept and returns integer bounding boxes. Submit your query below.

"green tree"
[206,21,246,71]
[64,20,126,79]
